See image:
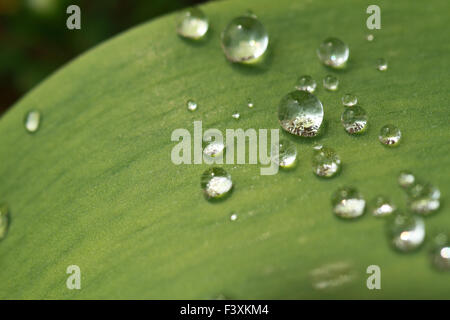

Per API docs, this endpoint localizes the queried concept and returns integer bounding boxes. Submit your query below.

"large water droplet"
[317,37,349,69]
[379,124,401,146]
[341,106,368,134]
[342,93,357,107]
[278,91,324,137]
[312,146,341,178]
[398,171,415,188]
[332,187,366,219]
[372,196,396,217]
[24,110,41,133]
[376,58,388,71]
[323,75,339,91]
[187,99,197,111]
[430,233,450,271]
[176,7,209,40]
[201,167,233,200]
[0,204,9,240]
[295,75,317,93]
[406,182,440,215]
[388,212,425,252]
[277,139,297,168]
[221,15,269,63]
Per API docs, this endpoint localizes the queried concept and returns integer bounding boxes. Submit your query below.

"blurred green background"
[0,0,207,115]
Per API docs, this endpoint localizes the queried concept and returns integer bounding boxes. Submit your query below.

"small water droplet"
[203,141,225,158]
[247,99,254,108]
[398,171,415,188]
[323,74,339,91]
[332,187,366,219]
[310,262,356,290]
[201,167,233,200]
[372,196,396,217]
[388,212,425,252]
[312,146,341,178]
[341,106,368,134]
[317,37,349,69]
[341,93,357,107]
[430,233,450,271]
[376,58,388,71]
[176,7,209,40]
[379,124,401,146]
[312,142,323,150]
[221,15,269,63]
[244,9,257,18]
[366,34,374,41]
[230,213,238,221]
[187,99,197,111]
[277,139,297,168]
[231,112,240,119]
[24,110,41,133]
[406,182,440,215]
[278,91,324,137]
[295,75,317,93]
[0,203,10,240]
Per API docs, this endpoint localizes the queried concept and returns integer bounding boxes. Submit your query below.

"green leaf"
[0,0,449,299]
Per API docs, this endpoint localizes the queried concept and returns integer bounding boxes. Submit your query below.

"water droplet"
[201,167,233,200]
[278,91,324,137]
[341,106,368,134]
[277,139,297,168]
[379,124,401,146]
[332,187,366,219]
[398,171,415,188]
[430,233,450,271]
[187,99,197,111]
[406,182,440,215]
[310,262,356,290]
[295,75,317,93]
[203,141,225,158]
[372,196,396,217]
[312,146,341,178]
[247,99,254,108]
[366,34,374,42]
[376,58,388,71]
[231,112,240,119]
[24,110,41,133]
[341,93,357,107]
[176,7,209,40]
[317,37,349,69]
[323,74,339,91]
[0,204,9,240]
[388,212,425,252]
[230,213,238,221]
[312,142,323,150]
[221,15,269,63]
[244,10,257,18]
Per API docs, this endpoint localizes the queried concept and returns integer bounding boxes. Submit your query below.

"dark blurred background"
[0,0,207,115]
